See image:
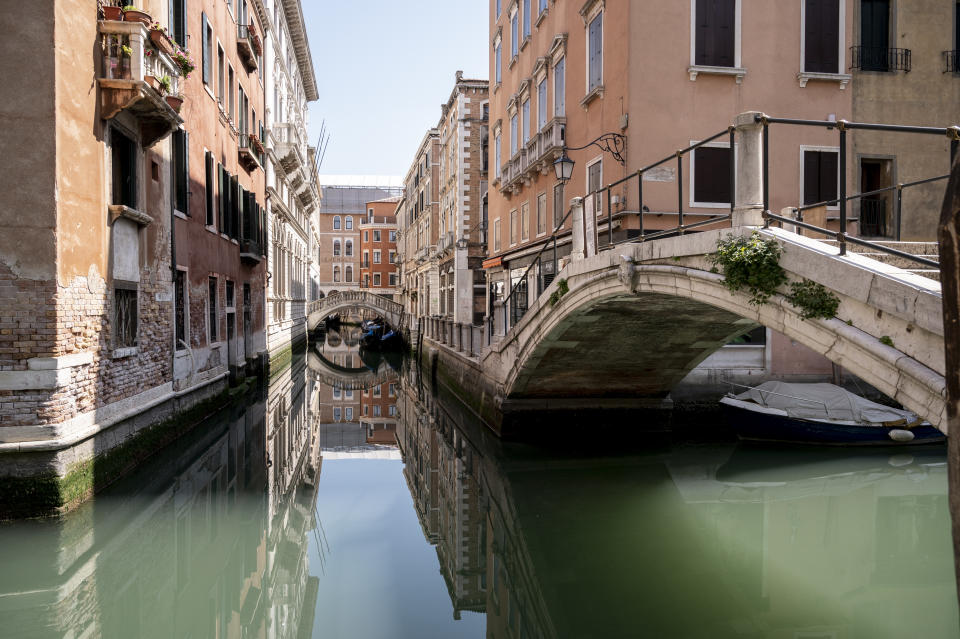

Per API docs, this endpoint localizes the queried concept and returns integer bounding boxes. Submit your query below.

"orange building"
[359,198,401,301]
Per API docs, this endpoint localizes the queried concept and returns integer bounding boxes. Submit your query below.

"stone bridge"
[307,350,397,391]
[473,227,946,430]
[307,290,404,331]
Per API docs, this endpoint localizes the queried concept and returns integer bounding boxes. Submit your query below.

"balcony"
[237,24,261,73]
[99,21,182,147]
[850,46,911,73]
[272,124,306,175]
[238,133,262,171]
[240,239,262,264]
[945,51,960,73]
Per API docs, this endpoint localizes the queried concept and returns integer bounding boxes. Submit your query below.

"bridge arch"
[307,290,405,332]
[492,230,946,430]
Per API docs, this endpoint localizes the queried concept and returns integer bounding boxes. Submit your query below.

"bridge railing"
[308,290,404,318]
[758,115,958,267]
[420,316,487,358]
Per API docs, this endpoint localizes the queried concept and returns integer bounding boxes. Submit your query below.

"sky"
[302,1,489,178]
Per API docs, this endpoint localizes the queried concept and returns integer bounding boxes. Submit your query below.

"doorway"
[859,158,895,238]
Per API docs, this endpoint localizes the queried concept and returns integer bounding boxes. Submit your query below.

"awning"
[482,256,502,269]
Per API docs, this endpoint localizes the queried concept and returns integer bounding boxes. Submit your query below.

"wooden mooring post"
[939,153,960,607]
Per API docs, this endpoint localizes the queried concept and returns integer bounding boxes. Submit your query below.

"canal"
[0,330,957,638]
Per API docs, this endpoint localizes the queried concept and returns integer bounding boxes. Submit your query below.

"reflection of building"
[310,329,362,424]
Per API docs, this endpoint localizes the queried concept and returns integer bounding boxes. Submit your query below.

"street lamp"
[553,151,574,184]
[553,132,628,184]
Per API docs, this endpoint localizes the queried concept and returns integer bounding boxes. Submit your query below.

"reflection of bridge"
[307,349,397,391]
[307,290,404,331]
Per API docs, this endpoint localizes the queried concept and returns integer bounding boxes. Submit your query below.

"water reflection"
[0,341,955,638]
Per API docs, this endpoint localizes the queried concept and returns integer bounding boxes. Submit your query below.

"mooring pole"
[939,153,960,608]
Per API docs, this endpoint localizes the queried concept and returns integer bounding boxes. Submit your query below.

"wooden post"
[939,154,960,606]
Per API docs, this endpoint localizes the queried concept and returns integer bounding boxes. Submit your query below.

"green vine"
[711,232,787,306]
[548,278,569,307]
[880,335,895,348]
[788,280,841,320]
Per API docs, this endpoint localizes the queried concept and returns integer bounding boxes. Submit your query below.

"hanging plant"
[710,232,787,306]
[788,279,841,320]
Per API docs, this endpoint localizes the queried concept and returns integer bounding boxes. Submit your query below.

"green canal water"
[0,340,957,638]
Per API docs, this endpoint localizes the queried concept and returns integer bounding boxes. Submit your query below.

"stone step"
[817,239,940,281]
[908,269,941,282]
[821,239,939,256]
[849,252,939,270]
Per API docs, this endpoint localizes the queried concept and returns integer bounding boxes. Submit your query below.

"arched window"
[345,239,353,257]
[333,266,341,282]
[333,240,341,256]
[345,216,353,230]
[345,265,353,282]
[333,216,341,230]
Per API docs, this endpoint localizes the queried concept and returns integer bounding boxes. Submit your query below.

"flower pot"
[102,6,124,21]
[165,95,184,113]
[122,9,152,26]
[145,74,163,94]
[149,29,175,56]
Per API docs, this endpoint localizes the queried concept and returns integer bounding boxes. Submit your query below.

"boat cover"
[733,382,922,426]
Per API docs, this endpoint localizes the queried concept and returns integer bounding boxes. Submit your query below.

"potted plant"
[249,134,264,154]
[148,22,175,56]
[145,74,162,93]
[121,5,152,26]
[171,48,195,79]
[102,4,124,21]
[165,93,184,113]
[156,74,172,95]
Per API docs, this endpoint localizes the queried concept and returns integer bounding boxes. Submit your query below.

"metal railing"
[758,115,959,267]
[850,46,911,72]
[945,50,960,73]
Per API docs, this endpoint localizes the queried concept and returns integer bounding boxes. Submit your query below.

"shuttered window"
[694,146,732,204]
[803,150,839,206]
[170,0,187,47]
[172,130,189,215]
[218,164,226,232]
[205,152,214,226]
[202,12,210,85]
[588,12,603,91]
[804,0,840,73]
[695,0,736,67]
[859,0,889,71]
[230,175,240,240]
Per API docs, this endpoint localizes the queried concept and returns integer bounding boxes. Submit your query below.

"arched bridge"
[307,350,398,391]
[480,227,947,431]
[307,290,404,331]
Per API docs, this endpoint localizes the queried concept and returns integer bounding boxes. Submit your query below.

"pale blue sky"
[303,1,489,177]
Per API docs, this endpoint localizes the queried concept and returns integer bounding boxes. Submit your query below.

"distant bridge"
[307,290,404,331]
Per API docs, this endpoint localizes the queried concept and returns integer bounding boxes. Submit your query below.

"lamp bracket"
[565,132,627,165]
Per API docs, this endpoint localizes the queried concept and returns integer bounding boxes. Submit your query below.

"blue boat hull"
[721,402,946,446]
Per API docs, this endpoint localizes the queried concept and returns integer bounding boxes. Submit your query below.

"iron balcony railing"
[945,50,960,73]
[850,46,911,72]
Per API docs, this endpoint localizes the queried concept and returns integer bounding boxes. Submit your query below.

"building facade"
[399,132,442,318]
[359,198,401,300]
[263,0,321,365]
[436,73,490,325]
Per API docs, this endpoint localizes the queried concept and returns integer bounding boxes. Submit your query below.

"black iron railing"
[759,115,958,267]
[945,50,960,73]
[850,46,911,72]
[859,197,887,237]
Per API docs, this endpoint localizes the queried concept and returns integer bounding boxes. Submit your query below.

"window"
[217,45,225,102]
[205,151,215,226]
[389,250,396,264]
[172,130,189,215]
[587,160,602,195]
[202,13,212,85]
[373,273,381,286]
[510,209,517,244]
[389,230,397,242]
[171,0,187,47]
[537,193,546,235]
[495,134,502,178]
[333,407,341,421]
[174,270,186,350]
[345,407,353,421]
[692,145,733,205]
[588,11,603,91]
[802,149,839,206]
[363,231,368,242]
[389,405,397,417]
[333,215,341,230]
[510,113,518,155]
[495,41,502,84]
[389,383,397,397]
[228,65,235,121]
[362,250,369,267]
[373,405,382,417]
[858,0,888,71]
[373,385,381,398]
[694,0,736,67]
[333,265,341,282]
[553,183,564,229]
[494,218,501,252]
[226,280,234,309]
[497,0,501,17]
[510,10,518,58]
[521,202,530,241]
[373,250,381,264]
[345,265,353,282]
[111,128,137,209]
[114,284,138,348]
[373,230,381,242]
[522,98,530,144]
[537,78,547,130]
[208,277,218,342]
[523,0,531,38]
[362,273,370,288]
[345,216,353,230]
[554,57,565,116]
[805,0,841,72]
[345,239,353,257]
[539,0,547,13]
[389,273,397,287]
[333,240,341,256]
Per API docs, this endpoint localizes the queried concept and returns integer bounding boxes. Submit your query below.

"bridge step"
[821,240,940,281]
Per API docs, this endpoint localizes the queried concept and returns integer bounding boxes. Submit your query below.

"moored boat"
[719,381,945,446]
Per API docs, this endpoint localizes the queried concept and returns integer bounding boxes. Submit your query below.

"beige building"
[399,132,442,318]
[436,73,490,325]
